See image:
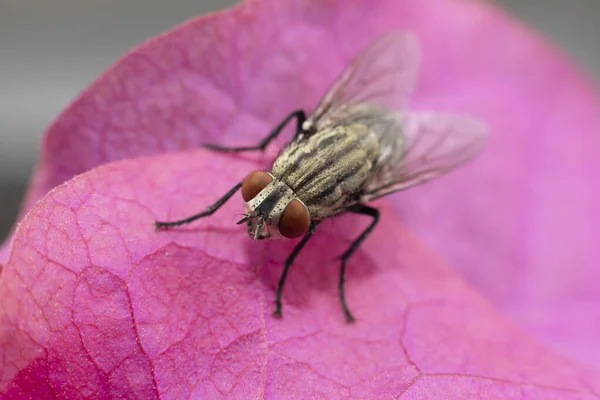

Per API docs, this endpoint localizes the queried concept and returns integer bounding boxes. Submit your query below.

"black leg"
[273,221,321,318]
[338,204,380,323]
[154,182,242,229]
[203,110,306,153]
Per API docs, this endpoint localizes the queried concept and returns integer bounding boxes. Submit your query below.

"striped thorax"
[240,123,381,240]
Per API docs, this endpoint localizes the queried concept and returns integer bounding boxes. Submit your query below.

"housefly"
[154,31,488,322]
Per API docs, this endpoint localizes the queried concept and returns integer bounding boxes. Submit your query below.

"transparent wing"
[360,110,489,201]
[304,31,420,132]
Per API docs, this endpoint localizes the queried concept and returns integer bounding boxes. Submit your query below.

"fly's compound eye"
[279,200,310,239]
[241,171,273,202]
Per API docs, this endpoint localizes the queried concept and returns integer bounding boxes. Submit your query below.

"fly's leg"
[338,204,380,323]
[273,221,321,318]
[203,110,306,153]
[154,182,242,229]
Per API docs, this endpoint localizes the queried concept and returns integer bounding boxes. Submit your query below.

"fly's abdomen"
[272,124,380,218]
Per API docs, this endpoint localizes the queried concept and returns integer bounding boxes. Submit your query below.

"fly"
[154,31,488,322]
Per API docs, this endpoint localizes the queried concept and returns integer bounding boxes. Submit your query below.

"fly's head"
[238,171,311,240]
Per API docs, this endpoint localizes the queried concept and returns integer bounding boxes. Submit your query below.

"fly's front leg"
[273,220,321,318]
[203,110,306,153]
[154,181,242,229]
[338,204,380,323]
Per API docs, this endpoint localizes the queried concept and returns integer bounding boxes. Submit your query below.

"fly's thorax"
[239,171,311,240]
[272,124,380,218]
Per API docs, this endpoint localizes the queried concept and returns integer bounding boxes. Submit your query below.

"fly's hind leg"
[154,182,242,229]
[203,110,306,153]
[338,204,380,323]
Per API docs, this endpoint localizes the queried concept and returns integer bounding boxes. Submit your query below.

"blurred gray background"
[1,0,599,240]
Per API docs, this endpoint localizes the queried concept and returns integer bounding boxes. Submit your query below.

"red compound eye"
[279,200,310,239]
[241,171,272,202]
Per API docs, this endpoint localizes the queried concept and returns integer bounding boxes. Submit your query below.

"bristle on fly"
[236,214,250,225]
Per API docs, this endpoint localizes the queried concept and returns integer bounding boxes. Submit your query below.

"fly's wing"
[303,31,420,132]
[296,30,487,200]
[360,110,489,201]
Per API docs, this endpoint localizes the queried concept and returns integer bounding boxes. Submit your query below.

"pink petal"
[1,151,599,398]
[387,2,600,369]
[1,0,599,376]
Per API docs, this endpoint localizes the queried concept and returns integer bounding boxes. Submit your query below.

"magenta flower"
[1,0,599,398]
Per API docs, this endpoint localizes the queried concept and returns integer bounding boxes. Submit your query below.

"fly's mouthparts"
[253,218,264,240]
